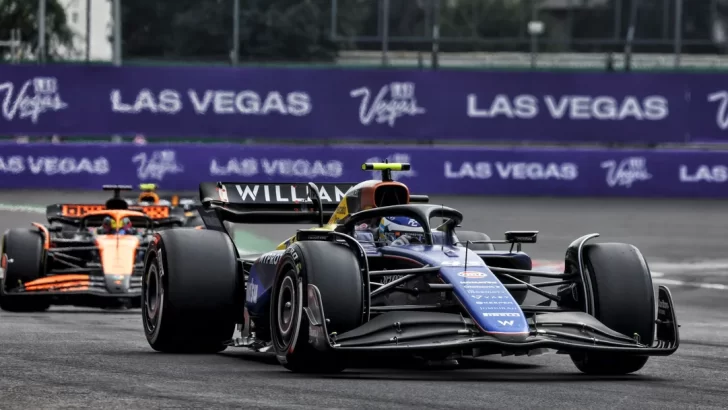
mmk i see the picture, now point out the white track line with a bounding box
[0,204,47,213]
[652,278,728,291]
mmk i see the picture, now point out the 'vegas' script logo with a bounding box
[350,82,426,127]
[132,150,184,181]
[601,157,652,188]
[708,91,728,130]
[0,77,68,123]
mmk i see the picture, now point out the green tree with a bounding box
[120,0,370,63]
[355,0,524,53]
[0,0,74,61]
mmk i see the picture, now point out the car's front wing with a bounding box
[4,274,142,298]
[302,284,679,357]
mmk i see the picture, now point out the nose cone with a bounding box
[105,275,131,294]
[95,235,140,276]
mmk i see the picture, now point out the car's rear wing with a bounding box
[197,170,432,231]
[45,203,186,227]
[198,182,356,229]
[200,182,354,209]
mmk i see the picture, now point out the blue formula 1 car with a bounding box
[140,163,679,375]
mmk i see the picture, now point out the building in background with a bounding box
[56,0,113,61]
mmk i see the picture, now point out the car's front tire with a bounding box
[270,240,364,373]
[142,229,241,353]
[566,243,655,375]
[0,229,50,312]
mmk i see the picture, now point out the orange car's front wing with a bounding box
[6,273,142,297]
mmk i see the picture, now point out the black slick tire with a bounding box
[0,229,50,312]
[270,241,364,373]
[142,229,240,353]
[568,243,655,375]
[184,214,203,228]
[455,230,495,251]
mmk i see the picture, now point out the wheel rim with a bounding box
[277,275,296,340]
[143,261,163,334]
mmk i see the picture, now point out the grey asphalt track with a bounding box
[1,191,727,409]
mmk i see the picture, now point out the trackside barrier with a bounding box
[0,143,727,198]
[2,64,728,143]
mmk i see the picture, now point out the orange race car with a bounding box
[0,185,199,312]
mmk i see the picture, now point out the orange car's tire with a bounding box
[0,229,50,312]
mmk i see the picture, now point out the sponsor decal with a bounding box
[0,77,68,123]
[482,313,522,317]
[350,82,426,127]
[157,249,165,279]
[460,280,498,285]
[0,156,109,175]
[111,89,312,116]
[132,150,184,181]
[259,252,283,265]
[217,185,229,202]
[601,157,652,188]
[467,289,506,294]
[234,184,349,203]
[209,158,343,179]
[679,165,728,183]
[458,271,488,278]
[444,161,578,181]
[466,94,668,121]
[246,282,259,303]
[497,320,515,326]
[381,275,406,285]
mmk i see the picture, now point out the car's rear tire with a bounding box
[270,241,364,373]
[456,230,529,304]
[566,243,655,375]
[184,214,203,228]
[0,229,50,312]
[455,230,495,251]
[142,229,241,353]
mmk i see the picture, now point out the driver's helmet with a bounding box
[138,194,158,204]
[378,216,425,245]
[119,217,133,233]
[100,216,116,234]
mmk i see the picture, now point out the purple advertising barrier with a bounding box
[1,143,728,198]
[0,64,690,143]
